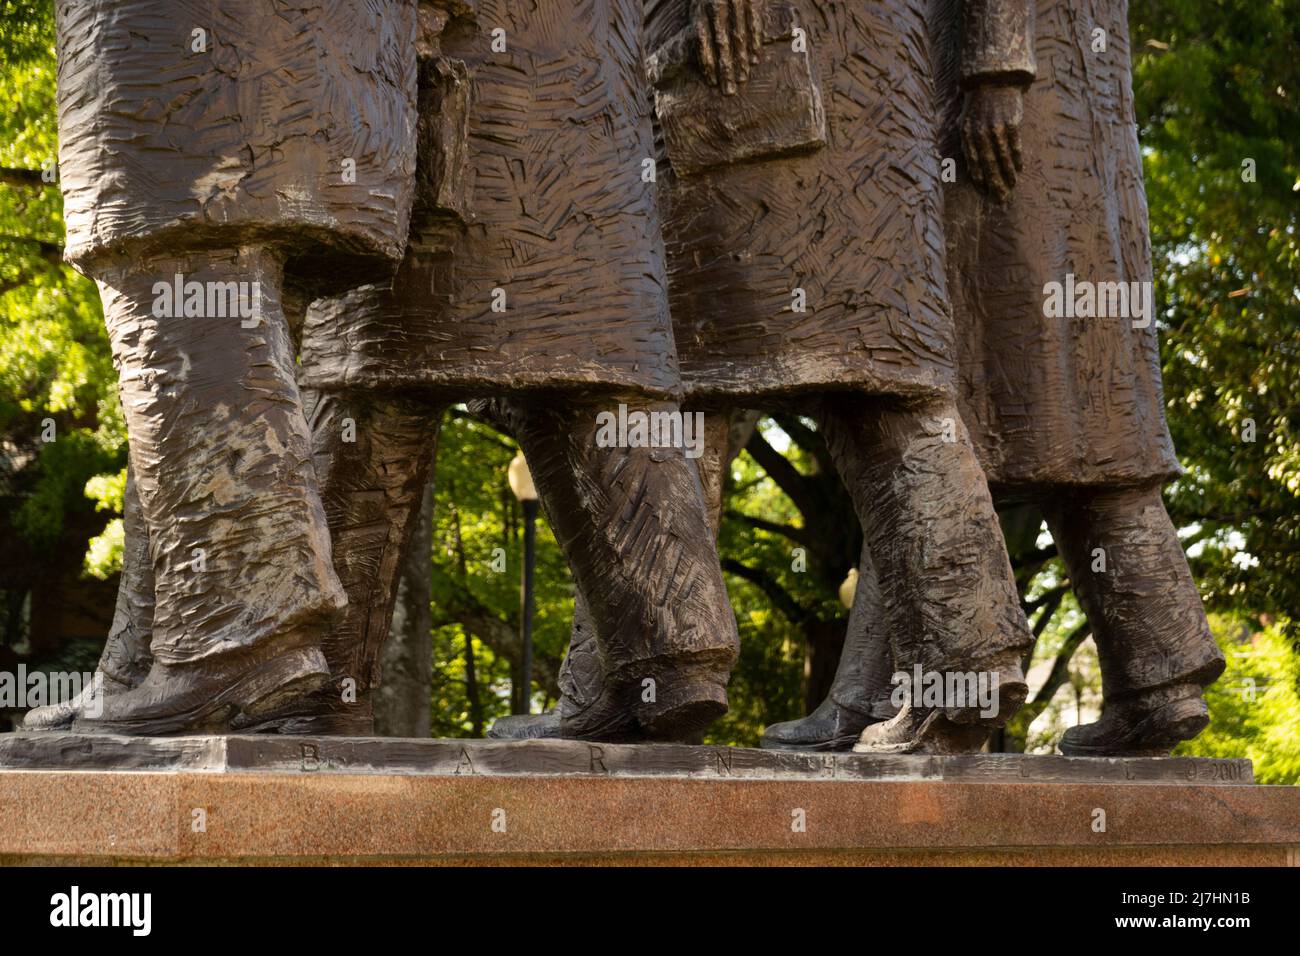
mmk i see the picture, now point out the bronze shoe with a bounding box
[73,645,329,736]
[761,697,878,751]
[488,712,563,740]
[1059,683,1210,756]
[852,705,990,754]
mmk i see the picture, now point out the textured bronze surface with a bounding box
[29,0,1224,756]
[296,1,739,740]
[644,0,1030,400]
[768,0,1223,755]
[940,0,1179,489]
[56,0,417,285]
[34,1,420,733]
[495,0,1039,751]
[0,734,1256,783]
[302,0,681,399]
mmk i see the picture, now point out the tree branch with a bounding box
[1029,621,1093,710]
[720,557,811,624]
[723,508,811,546]
[0,167,48,190]
[770,411,835,476]
[744,428,820,519]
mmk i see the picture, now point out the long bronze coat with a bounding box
[646,0,1034,401]
[303,0,680,400]
[938,0,1181,488]
[56,0,416,280]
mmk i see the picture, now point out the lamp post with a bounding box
[507,452,539,715]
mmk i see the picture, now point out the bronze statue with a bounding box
[762,0,1225,755]
[30,0,741,741]
[249,0,743,740]
[493,0,1040,752]
[26,0,1221,758]
[28,0,420,734]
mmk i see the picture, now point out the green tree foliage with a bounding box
[1176,617,1300,784]
[0,0,123,660]
[426,409,574,737]
[1132,0,1300,628]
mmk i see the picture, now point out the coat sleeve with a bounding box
[960,0,1037,88]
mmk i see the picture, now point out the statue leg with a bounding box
[234,390,443,734]
[494,394,739,741]
[817,395,1032,754]
[1043,484,1225,755]
[489,409,739,741]
[75,248,343,734]
[22,464,156,729]
[760,539,897,750]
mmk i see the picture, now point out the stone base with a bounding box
[0,735,1294,865]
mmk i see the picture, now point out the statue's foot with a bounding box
[73,645,329,736]
[851,705,990,754]
[852,660,1026,754]
[486,665,727,744]
[1059,684,1210,757]
[487,711,563,740]
[761,697,876,751]
[21,674,122,731]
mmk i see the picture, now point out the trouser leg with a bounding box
[760,536,897,750]
[826,543,895,718]
[101,248,344,663]
[819,394,1031,750]
[1040,481,1222,697]
[235,389,444,733]
[1043,483,1223,754]
[95,465,155,687]
[557,408,732,727]
[76,248,341,732]
[498,393,739,740]
[819,395,1031,678]
[1043,483,1223,697]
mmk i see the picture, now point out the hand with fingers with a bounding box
[960,83,1024,202]
[692,0,765,95]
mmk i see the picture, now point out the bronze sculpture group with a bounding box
[26,0,1223,757]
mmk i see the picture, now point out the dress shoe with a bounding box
[73,644,328,736]
[761,697,876,751]
[1059,683,1210,756]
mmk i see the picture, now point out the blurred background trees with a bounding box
[0,0,1295,780]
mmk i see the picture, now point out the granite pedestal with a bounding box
[0,735,1293,865]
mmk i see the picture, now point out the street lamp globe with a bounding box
[838,567,859,609]
[507,451,537,502]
